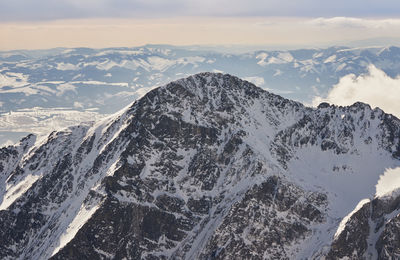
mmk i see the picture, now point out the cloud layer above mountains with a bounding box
[313,65,400,118]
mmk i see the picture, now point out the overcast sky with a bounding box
[1,0,400,50]
[1,0,400,21]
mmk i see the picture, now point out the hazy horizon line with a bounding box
[2,16,400,51]
[1,41,400,54]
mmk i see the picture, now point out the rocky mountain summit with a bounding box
[1,73,400,259]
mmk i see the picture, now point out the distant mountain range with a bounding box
[1,73,400,259]
[1,45,400,145]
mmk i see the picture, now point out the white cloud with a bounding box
[308,17,400,29]
[73,101,84,109]
[376,167,400,197]
[243,76,265,86]
[56,63,79,71]
[1,139,15,147]
[312,65,400,118]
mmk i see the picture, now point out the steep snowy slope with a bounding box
[1,73,400,259]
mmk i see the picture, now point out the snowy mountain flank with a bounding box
[1,73,400,259]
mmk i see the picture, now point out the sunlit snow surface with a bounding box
[51,202,102,257]
[334,198,370,239]
[0,107,106,146]
[0,174,41,210]
[329,166,400,243]
[286,146,400,258]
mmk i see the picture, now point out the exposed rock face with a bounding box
[1,73,400,259]
[199,176,327,260]
[377,214,400,259]
[323,192,400,260]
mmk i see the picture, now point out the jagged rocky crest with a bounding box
[1,72,400,259]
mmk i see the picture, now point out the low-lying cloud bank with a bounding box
[312,65,400,118]
[308,17,400,29]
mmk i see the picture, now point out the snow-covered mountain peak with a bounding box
[1,73,400,259]
[156,72,266,110]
